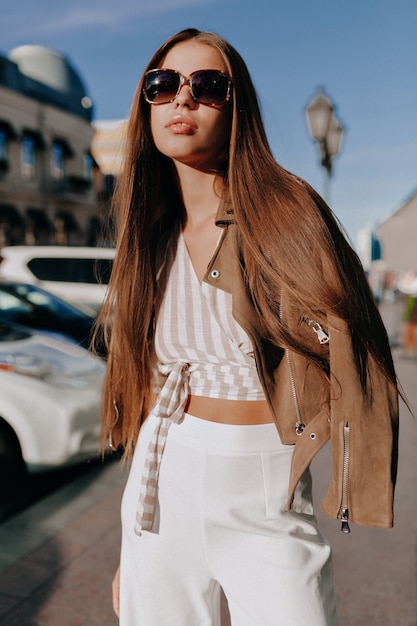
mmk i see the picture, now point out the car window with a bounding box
[0,291,31,319]
[27,258,113,284]
[0,284,92,325]
[23,286,89,320]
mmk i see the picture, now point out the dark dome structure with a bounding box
[8,45,93,121]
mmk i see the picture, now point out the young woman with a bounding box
[98,28,399,625]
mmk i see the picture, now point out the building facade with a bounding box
[376,189,417,274]
[373,188,417,347]
[91,119,126,178]
[0,45,105,246]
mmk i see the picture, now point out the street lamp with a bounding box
[305,87,344,202]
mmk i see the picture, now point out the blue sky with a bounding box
[1,0,416,244]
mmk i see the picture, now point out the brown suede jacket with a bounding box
[201,201,399,530]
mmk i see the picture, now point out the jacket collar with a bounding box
[215,193,235,226]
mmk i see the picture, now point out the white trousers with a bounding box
[119,413,338,625]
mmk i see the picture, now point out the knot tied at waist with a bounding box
[134,361,190,535]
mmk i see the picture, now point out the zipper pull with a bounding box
[315,327,329,344]
[295,421,306,435]
[303,318,329,344]
[312,322,329,344]
[340,508,351,534]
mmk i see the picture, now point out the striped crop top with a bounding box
[135,232,266,533]
[153,232,265,401]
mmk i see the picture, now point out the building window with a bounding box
[51,142,65,179]
[0,129,7,161]
[20,129,45,180]
[21,135,35,179]
[0,121,16,171]
[50,138,73,180]
[83,151,94,181]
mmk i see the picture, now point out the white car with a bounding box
[0,246,115,313]
[0,321,106,492]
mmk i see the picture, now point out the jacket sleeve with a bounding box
[322,313,399,528]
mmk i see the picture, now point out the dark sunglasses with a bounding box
[143,68,232,106]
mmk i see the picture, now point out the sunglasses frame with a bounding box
[143,68,232,107]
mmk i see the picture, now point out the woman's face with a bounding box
[149,40,231,172]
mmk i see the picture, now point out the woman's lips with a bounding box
[167,117,197,134]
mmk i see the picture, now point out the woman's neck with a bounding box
[175,162,222,227]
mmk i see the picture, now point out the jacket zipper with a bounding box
[285,351,305,435]
[302,317,329,344]
[280,301,330,435]
[340,423,351,533]
[303,316,351,533]
[279,291,305,435]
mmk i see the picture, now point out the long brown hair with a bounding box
[97,28,399,457]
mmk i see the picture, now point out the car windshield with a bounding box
[0,284,93,326]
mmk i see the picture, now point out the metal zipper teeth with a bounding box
[340,424,351,533]
[279,291,305,435]
[285,351,305,434]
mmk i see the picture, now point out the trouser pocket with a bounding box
[260,448,294,520]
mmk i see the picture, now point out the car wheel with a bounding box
[0,420,25,496]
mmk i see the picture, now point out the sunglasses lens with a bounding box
[191,70,230,105]
[144,70,180,104]
[143,69,230,105]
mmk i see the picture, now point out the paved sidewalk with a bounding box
[0,349,416,625]
[0,457,124,625]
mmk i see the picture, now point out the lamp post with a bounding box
[305,87,344,203]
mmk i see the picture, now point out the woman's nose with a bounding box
[174,84,198,108]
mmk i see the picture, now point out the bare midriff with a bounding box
[185,395,274,425]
